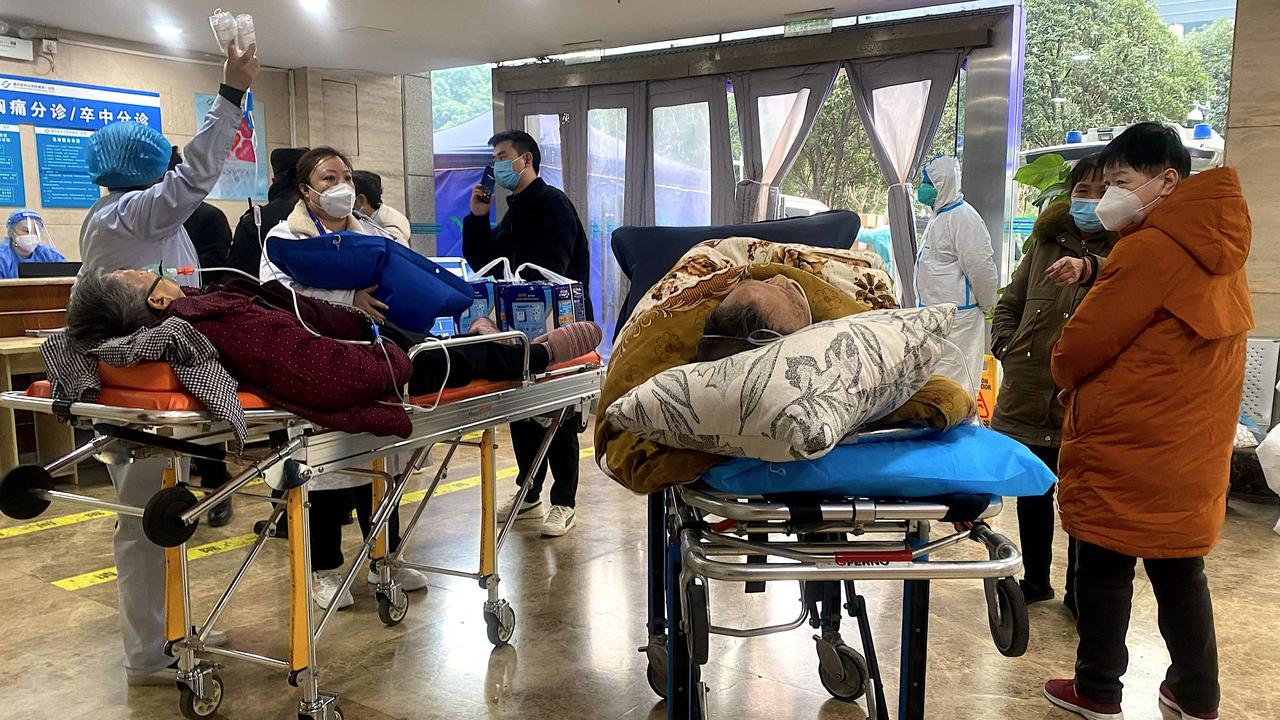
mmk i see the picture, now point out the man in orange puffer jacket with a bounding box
[1044,123,1252,720]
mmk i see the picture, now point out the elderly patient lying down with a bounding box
[64,270,602,434]
[596,237,975,494]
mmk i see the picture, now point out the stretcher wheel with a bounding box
[817,644,869,702]
[376,589,408,626]
[685,581,709,666]
[646,651,668,699]
[485,602,516,646]
[989,577,1030,657]
[143,486,199,547]
[178,674,223,719]
[0,464,54,520]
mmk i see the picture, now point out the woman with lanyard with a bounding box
[260,145,428,610]
[913,154,1000,396]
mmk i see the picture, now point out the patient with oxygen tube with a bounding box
[64,268,603,433]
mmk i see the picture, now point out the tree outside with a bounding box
[784,0,1227,219]
[432,64,492,132]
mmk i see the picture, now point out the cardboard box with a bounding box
[455,281,497,335]
[499,283,556,338]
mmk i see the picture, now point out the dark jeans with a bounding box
[379,323,551,395]
[1074,540,1219,712]
[1015,444,1077,594]
[309,485,402,573]
[511,411,581,508]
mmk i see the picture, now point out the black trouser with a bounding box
[192,457,230,491]
[1074,540,1219,711]
[379,323,550,395]
[510,411,581,508]
[1015,443,1077,594]
[309,485,402,573]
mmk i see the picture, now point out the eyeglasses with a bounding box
[701,329,785,347]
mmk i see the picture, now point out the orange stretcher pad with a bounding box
[26,353,602,414]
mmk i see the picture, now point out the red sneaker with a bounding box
[1044,679,1124,720]
[1159,682,1218,720]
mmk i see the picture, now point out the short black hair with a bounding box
[488,130,541,173]
[352,170,384,210]
[1099,122,1191,179]
[1068,152,1104,192]
[695,301,773,362]
[65,272,159,349]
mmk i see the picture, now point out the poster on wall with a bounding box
[195,92,266,201]
[35,127,100,208]
[0,73,162,131]
[0,124,23,207]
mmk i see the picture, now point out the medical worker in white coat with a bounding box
[914,155,999,395]
[77,41,259,686]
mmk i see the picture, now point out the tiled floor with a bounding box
[0,430,1276,720]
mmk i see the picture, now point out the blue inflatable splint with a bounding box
[702,424,1056,499]
[265,231,473,333]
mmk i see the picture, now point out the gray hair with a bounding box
[65,271,158,349]
[696,301,773,362]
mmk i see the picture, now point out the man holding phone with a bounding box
[463,130,592,538]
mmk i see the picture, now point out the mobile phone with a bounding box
[480,165,496,200]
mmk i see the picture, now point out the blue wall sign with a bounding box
[35,127,100,208]
[0,124,23,207]
[0,73,162,132]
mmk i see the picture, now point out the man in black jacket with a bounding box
[463,130,591,538]
[225,146,309,278]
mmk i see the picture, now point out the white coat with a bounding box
[914,156,999,395]
[260,200,406,492]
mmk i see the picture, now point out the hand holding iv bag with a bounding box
[209,9,256,53]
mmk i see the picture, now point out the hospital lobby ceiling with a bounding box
[3,0,969,74]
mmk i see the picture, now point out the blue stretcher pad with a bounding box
[702,424,1056,499]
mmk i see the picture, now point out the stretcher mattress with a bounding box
[25,353,603,412]
[701,424,1056,499]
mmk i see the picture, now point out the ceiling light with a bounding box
[300,0,331,15]
[1071,52,1092,62]
[153,23,183,41]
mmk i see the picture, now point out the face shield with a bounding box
[5,211,57,257]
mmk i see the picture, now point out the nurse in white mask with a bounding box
[913,155,1000,395]
[1,210,66,278]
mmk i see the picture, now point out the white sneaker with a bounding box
[540,505,576,537]
[498,492,543,521]
[312,570,354,610]
[367,565,429,592]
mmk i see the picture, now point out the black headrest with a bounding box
[610,210,861,338]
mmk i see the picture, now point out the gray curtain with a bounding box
[844,51,963,306]
[733,63,840,222]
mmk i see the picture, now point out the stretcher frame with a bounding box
[0,332,603,720]
[641,438,1029,720]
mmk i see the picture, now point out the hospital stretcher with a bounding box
[0,331,603,720]
[639,428,1031,720]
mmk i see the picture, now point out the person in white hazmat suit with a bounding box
[913,155,999,395]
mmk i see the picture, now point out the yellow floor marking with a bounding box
[50,448,596,591]
[0,508,117,540]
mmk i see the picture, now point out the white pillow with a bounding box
[605,305,955,461]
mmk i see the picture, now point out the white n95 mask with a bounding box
[1094,175,1162,231]
[309,183,357,219]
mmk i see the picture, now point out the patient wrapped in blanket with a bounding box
[596,237,976,494]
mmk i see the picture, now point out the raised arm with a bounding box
[109,44,260,242]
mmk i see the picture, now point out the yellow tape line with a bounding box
[51,447,595,591]
[0,508,117,540]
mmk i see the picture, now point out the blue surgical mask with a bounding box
[1069,198,1104,233]
[917,182,937,208]
[493,155,526,190]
